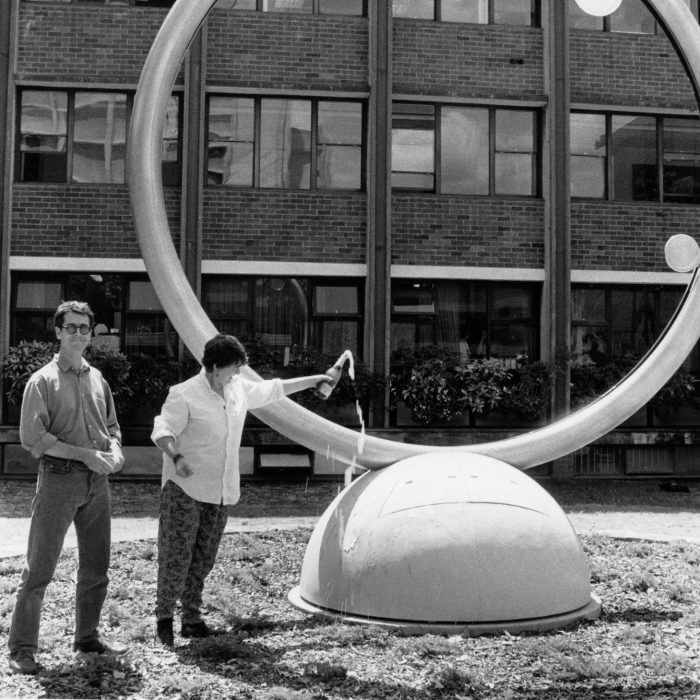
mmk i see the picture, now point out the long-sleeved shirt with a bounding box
[151,369,285,505]
[20,354,122,459]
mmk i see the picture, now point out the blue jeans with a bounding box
[8,456,111,654]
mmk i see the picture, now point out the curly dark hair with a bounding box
[201,334,248,371]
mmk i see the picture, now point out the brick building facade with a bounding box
[2,0,700,480]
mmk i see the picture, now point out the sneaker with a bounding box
[180,620,223,638]
[9,650,37,675]
[156,618,174,647]
[73,637,126,655]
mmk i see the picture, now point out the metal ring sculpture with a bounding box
[128,0,700,470]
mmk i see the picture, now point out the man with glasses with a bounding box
[8,300,125,675]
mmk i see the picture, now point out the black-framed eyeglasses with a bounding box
[61,324,93,335]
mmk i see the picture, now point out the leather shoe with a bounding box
[74,637,126,655]
[180,620,223,638]
[156,618,174,647]
[9,650,37,675]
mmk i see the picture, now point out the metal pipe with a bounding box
[128,0,700,470]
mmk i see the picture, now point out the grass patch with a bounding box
[1,529,695,698]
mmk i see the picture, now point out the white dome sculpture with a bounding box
[289,453,601,634]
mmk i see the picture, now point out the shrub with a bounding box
[1,340,56,406]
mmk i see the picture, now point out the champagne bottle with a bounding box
[314,359,344,400]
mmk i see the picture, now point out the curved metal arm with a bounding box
[128,0,700,470]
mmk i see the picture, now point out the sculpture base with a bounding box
[288,452,603,635]
[289,587,601,636]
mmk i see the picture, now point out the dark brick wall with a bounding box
[391,194,544,268]
[571,201,700,271]
[11,185,181,257]
[202,190,366,262]
[570,31,697,109]
[207,11,368,91]
[16,5,170,84]
[392,20,544,99]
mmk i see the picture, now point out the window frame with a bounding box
[392,0,540,26]
[569,0,700,34]
[16,87,182,186]
[201,275,364,361]
[570,110,700,204]
[390,279,540,361]
[206,95,365,191]
[392,102,541,196]
[9,272,180,362]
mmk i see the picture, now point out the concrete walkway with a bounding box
[2,509,699,559]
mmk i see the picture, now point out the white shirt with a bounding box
[151,369,285,505]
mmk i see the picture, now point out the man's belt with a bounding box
[41,455,89,473]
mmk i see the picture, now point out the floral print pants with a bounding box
[155,480,228,623]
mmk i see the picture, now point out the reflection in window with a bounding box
[568,0,603,30]
[570,113,606,198]
[399,103,539,195]
[569,0,699,33]
[207,97,254,186]
[19,90,68,182]
[441,107,488,194]
[393,0,536,24]
[493,0,533,25]
[571,112,700,203]
[215,0,364,12]
[611,115,657,201]
[260,99,310,189]
[390,280,538,362]
[391,103,435,190]
[495,109,536,195]
[663,117,700,204]
[206,96,363,190]
[317,102,363,190]
[161,95,181,187]
[608,0,656,34]
[201,276,363,363]
[392,0,433,19]
[72,92,126,184]
[263,0,312,10]
[17,88,181,185]
[442,0,487,23]
[571,285,697,369]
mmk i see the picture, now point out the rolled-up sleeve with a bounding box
[243,377,285,410]
[151,386,190,444]
[20,377,58,458]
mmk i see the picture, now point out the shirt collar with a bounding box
[55,353,90,374]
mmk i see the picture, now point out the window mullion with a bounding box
[435,105,441,194]
[253,97,261,188]
[66,91,75,184]
[489,108,495,196]
[605,113,612,201]
[658,116,664,204]
[311,100,318,190]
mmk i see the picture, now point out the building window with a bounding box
[569,0,699,33]
[391,280,539,364]
[215,0,366,15]
[22,1,181,8]
[392,0,538,25]
[206,96,364,190]
[571,284,697,367]
[202,276,363,363]
[10,273,178,362]
[570,112,700,203]
[392,104,435,190]
[17,89,181,186]
[394,102,540,195]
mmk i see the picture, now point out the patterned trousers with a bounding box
[155,480,228,623]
